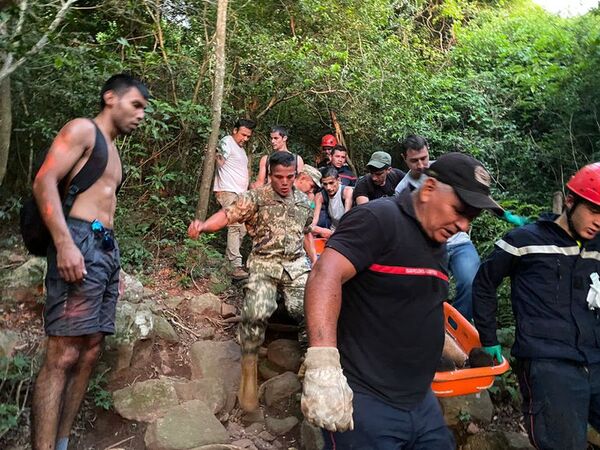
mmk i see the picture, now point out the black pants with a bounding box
[516,358,600,450]
[322,390,454,450]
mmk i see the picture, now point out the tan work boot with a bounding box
[238,354,259,412]
[231,267,249,280]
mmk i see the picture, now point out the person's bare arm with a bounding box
[188,209,229,239]
[355,195,369,205]
[304,232,317,265]
[311,192,323,227]
[250,155,268,189]
[310,192,333,238]
[305,248,357,347]
[343,187,354,212]
[33,118,95,283]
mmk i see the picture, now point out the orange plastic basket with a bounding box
[314,237,327,256]
[431,302,510,397]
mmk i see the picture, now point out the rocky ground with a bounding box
[1,234,599,449]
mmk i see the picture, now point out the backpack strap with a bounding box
[62,120,109,212]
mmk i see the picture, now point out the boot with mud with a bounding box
[238,353,259,411]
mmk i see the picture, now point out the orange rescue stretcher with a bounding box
[432,302,510,397]
[314,237,327,256]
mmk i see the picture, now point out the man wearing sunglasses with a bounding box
[30,74,148,450]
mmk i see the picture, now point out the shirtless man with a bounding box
[252,125,304,188]
[30,74,148,450]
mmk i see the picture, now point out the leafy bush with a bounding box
[0,355,34,439]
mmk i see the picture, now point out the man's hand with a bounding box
[56,241,86,283]
[300,347,354,432]
[187,220,205,239]
[319,228,333,239]
[482,345,504,364]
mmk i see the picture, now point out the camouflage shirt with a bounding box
[225,185,313,278]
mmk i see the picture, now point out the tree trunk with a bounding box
[195,0,229,220]
[0,75,11,186]
[552,191,564,214]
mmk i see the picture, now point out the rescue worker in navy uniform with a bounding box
[301,153,502,448]
[473,163,600,450]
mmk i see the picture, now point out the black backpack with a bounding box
[20,120,109,256]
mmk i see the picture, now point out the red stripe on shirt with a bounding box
[369,264,449,282]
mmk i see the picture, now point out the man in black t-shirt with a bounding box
[352,151,404,204]
[300,153,503,448]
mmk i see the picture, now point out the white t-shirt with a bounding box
[213,135,249,194]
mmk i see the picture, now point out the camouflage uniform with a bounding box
[225,184,313,354]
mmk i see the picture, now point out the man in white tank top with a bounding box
[214,118,256,279]
[312,167,353,238]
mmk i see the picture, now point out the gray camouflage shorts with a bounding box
[44,218,120,336]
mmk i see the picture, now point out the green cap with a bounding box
[367,151,392,170]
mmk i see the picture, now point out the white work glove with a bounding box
[587,272,600,310]
[300,347,354,432]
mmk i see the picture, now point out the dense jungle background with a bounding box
[1,0,600,447]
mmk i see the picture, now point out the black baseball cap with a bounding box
[424,152,503,216]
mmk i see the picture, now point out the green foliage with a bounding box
[5,0,600,278]
[0,355,34,438]
[86,369,113,411]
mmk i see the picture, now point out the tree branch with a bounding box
[0,0,78,83]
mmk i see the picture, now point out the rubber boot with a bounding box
[238,354,259,412]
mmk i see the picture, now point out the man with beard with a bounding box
[352,151,405,205]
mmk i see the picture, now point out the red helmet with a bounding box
[566,163,600,206]
[321,134,337,147]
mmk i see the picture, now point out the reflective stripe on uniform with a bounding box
[581,250,600,261]
[496,239,580,257]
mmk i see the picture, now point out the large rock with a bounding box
[504,432,534,449]
[190,340,241,386]
[190,293,222,316]
[190,340,241,412]
[112,377,179,422]
[260,372,301,407]
[103,301,154,372]
[259,359,282,380]
[107,301,154,346]
[164,295,185,310]
[301,419,324,450]
[0,330,20,357]
[120,270,144,303]
[144,400,229,450]
[463,431,533,450]
[1,257,46,303]
[265,416,299,436]
[173,378,227,414]
[153,314,179,343]
[191,446,244,450]
[267,339,303,373]
[208,269,231,295]
[440,391,494,426]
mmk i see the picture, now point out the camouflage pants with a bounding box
[239,269,308,355]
